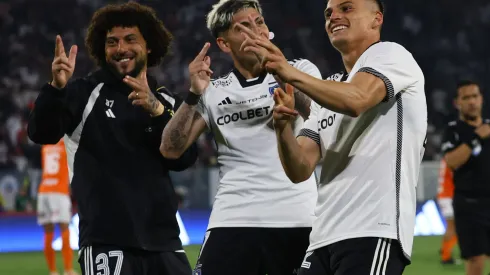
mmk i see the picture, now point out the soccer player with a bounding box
[239,0,427,273]
[37,138,77,275]
[160,0,320,274]
[436,159,458,264]
[28,2,197,275]
[441,80,490,275]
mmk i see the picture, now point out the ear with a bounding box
[453,98,460,111]
[373,11,383,30]
[216,37,231,54]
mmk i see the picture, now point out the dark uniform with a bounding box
[441,118,490,259]
[28,68,197,275]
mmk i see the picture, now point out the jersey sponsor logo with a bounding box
[318,114,337,131]
[236,94,268,105]
[212,78,233,88]
[218,97,232,106]
[216,106,272,125]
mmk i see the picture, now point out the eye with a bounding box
[325,10,332,19]
[106,39,117,46]
[341,5,353,12]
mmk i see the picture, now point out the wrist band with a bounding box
[185,92,201,105]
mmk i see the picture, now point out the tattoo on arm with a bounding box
[148,93,160,112]
[294,89,312,119]
[162,104,200,152]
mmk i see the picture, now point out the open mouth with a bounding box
[331,25,348,33]
[114,56,135,64]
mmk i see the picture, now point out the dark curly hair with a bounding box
[85,1,173,67]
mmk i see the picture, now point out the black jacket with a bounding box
[28,68,197,251]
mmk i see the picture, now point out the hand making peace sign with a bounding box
[51,35,78,89]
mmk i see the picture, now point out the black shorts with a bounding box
[194,227,311,275]
[453,199,490,259]
[298,238,408,275]
[78,245,191,275]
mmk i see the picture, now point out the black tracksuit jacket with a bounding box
[28,68,197,251]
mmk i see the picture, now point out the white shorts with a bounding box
[438,198,454,219]
[37,193,72,225]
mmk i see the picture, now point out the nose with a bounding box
[330,10,342,21]
[117,41,128,53]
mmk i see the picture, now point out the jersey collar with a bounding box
[232,67,268,88]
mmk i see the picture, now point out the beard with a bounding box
[106,55,147,79]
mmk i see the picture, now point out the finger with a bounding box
[200,64,213,75]
[123,76,143,90]
[274,90,284,105]
[235,23,257,39]
[128,91,136,100]
[275,88,289,102]
[55,35,67,58]
[247,15,259,32]
[274,105,298,116]
[204,56,211,66]
[53,56,73,67]
[195,42,211,61]
[68,45,78,65]
[285,83,295,96]
[53,63,71,72]
[139,68,147,80]
[240,37,257,52]
[243,45,264,57]
[255,39,278,53]
[131,99,146,106]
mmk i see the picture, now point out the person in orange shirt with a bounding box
[437,159,458,264]
[37,138,77,275]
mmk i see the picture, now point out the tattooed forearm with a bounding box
[161,104,198,153]
[294,89,312,119]
[148,93,160,113]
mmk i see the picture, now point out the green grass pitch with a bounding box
[1,236,487,275]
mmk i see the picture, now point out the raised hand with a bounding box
[125,70,164,117]
[189,43,213,95]
[273,84,298,130]
[51,35,77,89]
[236,16,291,79]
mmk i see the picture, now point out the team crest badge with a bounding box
[268,84,280,96]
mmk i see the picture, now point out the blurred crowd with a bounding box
[0,0,489,211]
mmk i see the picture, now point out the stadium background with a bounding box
[0,0,489,274]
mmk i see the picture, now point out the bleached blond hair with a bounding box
[206,0,263,38]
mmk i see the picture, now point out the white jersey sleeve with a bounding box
[357,43,422,101]
[291,59,322,80]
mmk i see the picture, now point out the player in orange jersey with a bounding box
[437,159,458,264]
[37,138,77,275]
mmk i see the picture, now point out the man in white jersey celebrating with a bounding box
[160,0,321,274]
[238,0,427,274]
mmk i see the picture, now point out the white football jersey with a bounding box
[299,42,427,260]
[197,59,321,229]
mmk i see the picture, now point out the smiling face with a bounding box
[104,26,150,78]
[324,0,382,51]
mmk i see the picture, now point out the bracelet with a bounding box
[185,92,201,105]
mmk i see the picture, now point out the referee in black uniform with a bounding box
[27,2,196,275]
[441,80,490,275]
